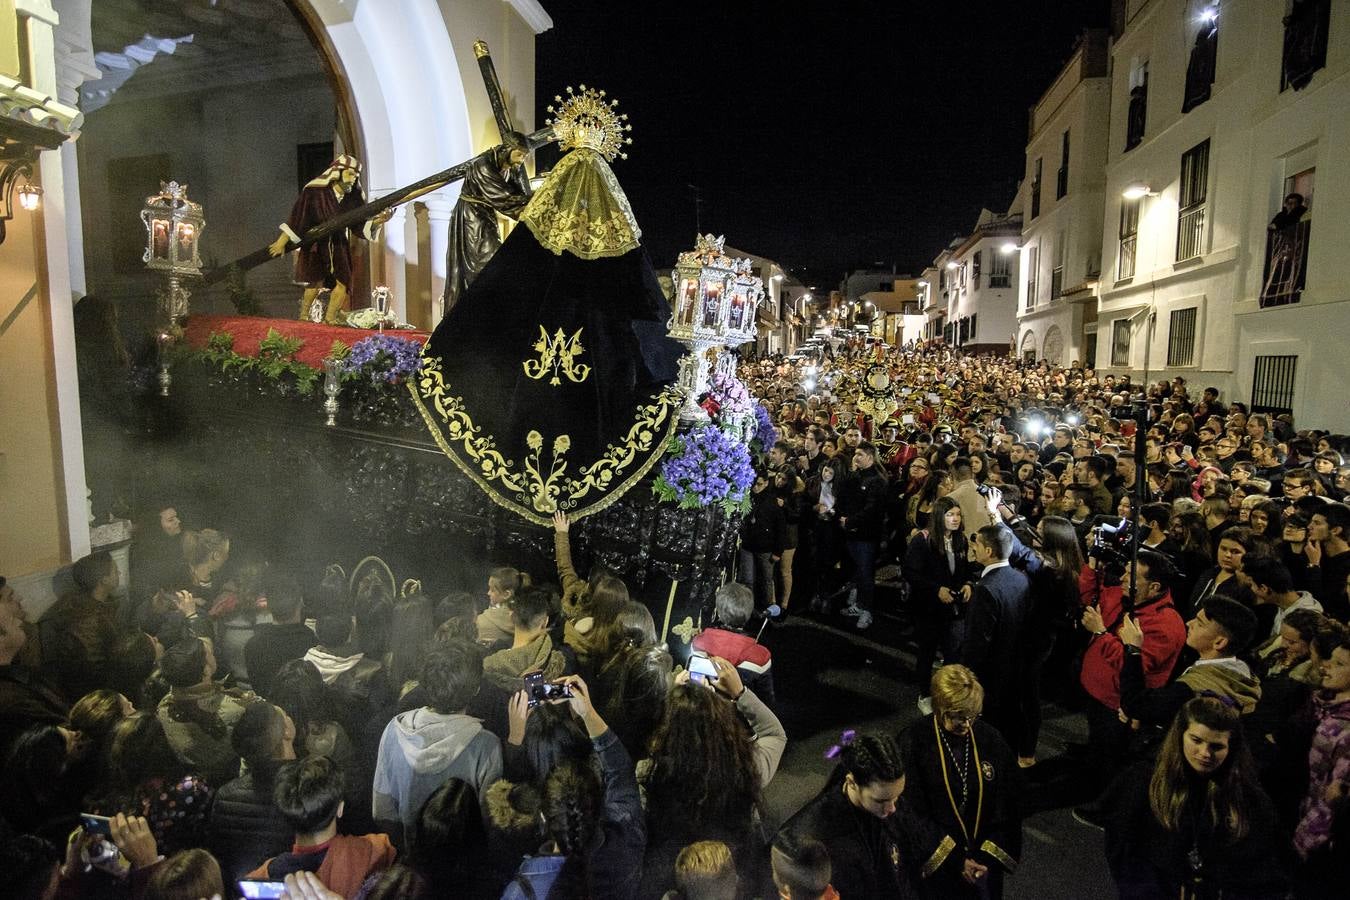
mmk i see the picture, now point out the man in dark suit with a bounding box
[960,523,1031,748]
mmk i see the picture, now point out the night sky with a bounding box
[536,1,1112,286]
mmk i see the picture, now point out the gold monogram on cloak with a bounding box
[523,326,592,386]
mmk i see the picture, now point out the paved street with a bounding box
[757,607,1115,899]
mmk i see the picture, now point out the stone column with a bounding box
[423,192,454,325]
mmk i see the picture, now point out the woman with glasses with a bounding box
[898,665,1022,898]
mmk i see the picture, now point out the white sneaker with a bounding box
[917,696,933,716]
[855,610,873,630]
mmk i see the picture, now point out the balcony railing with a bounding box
[989,274,1010,289]
[1176,204,1206,261]
[1260,220,1311,308]
[1118,235,1137,279]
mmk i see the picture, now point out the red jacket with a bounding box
[1077,567,1186,711]
[691,628,771,674]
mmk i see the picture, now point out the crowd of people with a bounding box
[733,343,1350,896]
[2,343,1348,899]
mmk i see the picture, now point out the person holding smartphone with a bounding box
[639,656,786,898]
[502,674,644,900]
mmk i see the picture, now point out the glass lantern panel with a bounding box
[175,222,197,260]
[679,278,699,325]
[699,281,722,329]
[151,219,171,260]
[728,291,747,331]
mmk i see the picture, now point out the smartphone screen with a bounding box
[688,652,719,684]
[523,670,545,707]
[80,813,112,836]
[238,882,288,900]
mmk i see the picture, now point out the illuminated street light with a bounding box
[1122,182,1155,200]
[1000,241,1018,255]
[1200,6,1218,23]
[945,261,959,270]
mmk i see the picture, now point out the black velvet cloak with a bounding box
[410,147,683,524]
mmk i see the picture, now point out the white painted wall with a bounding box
[1095,0,1350,429]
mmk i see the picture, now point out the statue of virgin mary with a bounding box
[409,86,683,524]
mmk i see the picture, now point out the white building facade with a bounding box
[1016,29,1111,367]
[1097,0,1350,428]
[938,209,1023,354]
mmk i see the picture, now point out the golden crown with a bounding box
[545,84,633,162]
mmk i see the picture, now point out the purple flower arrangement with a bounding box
[752,403,778,450]
[653,423,756,514]
[340,334,425,385]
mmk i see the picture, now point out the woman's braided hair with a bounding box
[840,732,905,788]
[538,761,600,898]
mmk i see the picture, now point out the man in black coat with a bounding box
[960,524,1031,748]
[738,471,787,611]
[836,442,888,630]
[243,574,316,699]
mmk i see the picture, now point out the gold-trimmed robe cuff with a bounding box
[979,839,1018,872]
[922,835,957,878]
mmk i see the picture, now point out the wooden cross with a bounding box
[203,41,549,285]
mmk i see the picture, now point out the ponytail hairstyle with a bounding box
[67,689,130,761]
[182,528,230,573]
[840,732,905,790]
[538,761,601,899]
[490,566,530,601]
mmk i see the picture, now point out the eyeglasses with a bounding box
[940,711,980,726]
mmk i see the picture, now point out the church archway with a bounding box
[1019,329,1037,362]
[1043,325,1064,366]
[65,0,476,327]
[289,0,477,322]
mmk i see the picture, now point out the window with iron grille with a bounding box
[1111,319,1131,367]
[1167,307,1198,366]
[1176,139,1210,261]
[1031,158,1042,219]
[1118,198,1140,279]
[1261,167,1314,308]
[1252,355,1297,415]
[989,249,1011,288]
[1056,130,1070,199]
[1025,246,1038,309]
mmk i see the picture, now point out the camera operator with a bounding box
[1116,596,1260,732]
[1076,548,1187,775]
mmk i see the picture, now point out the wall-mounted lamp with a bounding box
[945,261,959,270]
[1122,182,1156,200]
[1200,6,1218,24]
[1000,241,1019,255]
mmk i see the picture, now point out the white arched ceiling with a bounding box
[305,0,473,198]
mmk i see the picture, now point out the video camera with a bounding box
[1087,516,1137,572]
